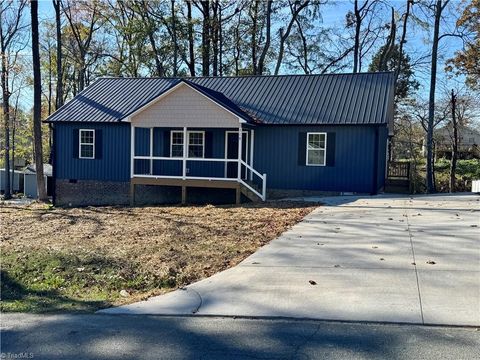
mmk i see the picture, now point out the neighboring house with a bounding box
[45,72,394,206]
[433,124,480,159]
[24,164,53,198]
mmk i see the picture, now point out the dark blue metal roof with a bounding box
[46,72,395,126]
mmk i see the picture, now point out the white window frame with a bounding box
[306,132,327,166]
[79,129,95,159]
[170,130,205,158]
[170,130,184,158]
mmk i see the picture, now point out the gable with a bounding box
[130,83,240,128]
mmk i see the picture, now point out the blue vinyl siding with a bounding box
[253,125,387,193]
[55,123,131,181]
[55,122,387,194]
[135,127,150,156]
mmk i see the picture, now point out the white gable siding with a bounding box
[131,84,240,128]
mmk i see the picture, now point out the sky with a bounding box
[14,0,471,109]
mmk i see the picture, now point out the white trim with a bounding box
[130,125,135,177]
[132,174,239,182]
[306,132,327,166]
[170,130,184,158]
[79,129,95,159]
[170,130,205,158]
[187,130,205,158]
[249,130,254,181]
[237,130,242,180]
[182,127,187,179]
[224,130,248,179]
[124,81,247,124]
[133,156,237,162]
[149,128,153,175]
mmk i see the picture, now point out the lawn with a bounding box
[0,201,316,313]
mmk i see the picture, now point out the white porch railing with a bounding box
[132,156,267,201]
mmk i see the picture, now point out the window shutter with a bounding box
[72,129,79,158]
[205,131,213,158]
[95,129,102,159]
[163,130,171,157]
[326,132,336,166]
[298,132,307,166]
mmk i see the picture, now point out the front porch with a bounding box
[130,126,267,205]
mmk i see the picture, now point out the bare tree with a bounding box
[61,0,101,92]
[186,0,195,76]
[31,0,47,201]
[53,0,63,109]
[449,89,458,192]
[274,0,311,75]
[0,0,27,199]
[425,0,450,193]
[257,0,272,75]
[171,0,178,76]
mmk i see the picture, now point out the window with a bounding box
[170,131,205,158]
[306,132,326,166]
[188,132,204,158]
[171,131,184,157]
[79,129,95,159]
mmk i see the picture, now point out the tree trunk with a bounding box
[257,0,272,75]
[1,41,11,199]
[31,0,47,201]
[250,1,259,75]
[394,0,412,86]
[353,0,361,73]
[218,5,223,76]
[212,1,218,76]
[274,0,310,75]
[187,1,195,76]
[171,0,177,76]
[48,46,52,115]
[200,1,210,76]
[426,0,442,193]
[449,89,458,193]
[53,0,63,109]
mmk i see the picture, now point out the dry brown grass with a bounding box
[0,201,316,311]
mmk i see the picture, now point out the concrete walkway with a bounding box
[100,194,480,326]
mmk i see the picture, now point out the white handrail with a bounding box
[132,157,267,201]
[240,160,263,180]
[239,160,266,201]
[133,156,238,162]
[239,179,264,201]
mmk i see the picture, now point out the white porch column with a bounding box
[249,129,254,181]
[130,125,135,178]
[237,128,243,180]
[182,126,187,179]
[149,127,153,175]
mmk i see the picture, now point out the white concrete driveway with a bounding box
[100,194,480,326]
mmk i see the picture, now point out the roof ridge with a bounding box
[97,71,394,81]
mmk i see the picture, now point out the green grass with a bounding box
[0,250,171,313]
[410,158,480,193]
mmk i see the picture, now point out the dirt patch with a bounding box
[0,201,316,312]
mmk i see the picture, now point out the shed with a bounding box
[0,169,23,193]
[24,164,53,198]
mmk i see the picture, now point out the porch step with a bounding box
[240,181,263,203]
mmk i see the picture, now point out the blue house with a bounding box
[46,72,394,206]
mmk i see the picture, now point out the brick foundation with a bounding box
[55,179,130,206]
